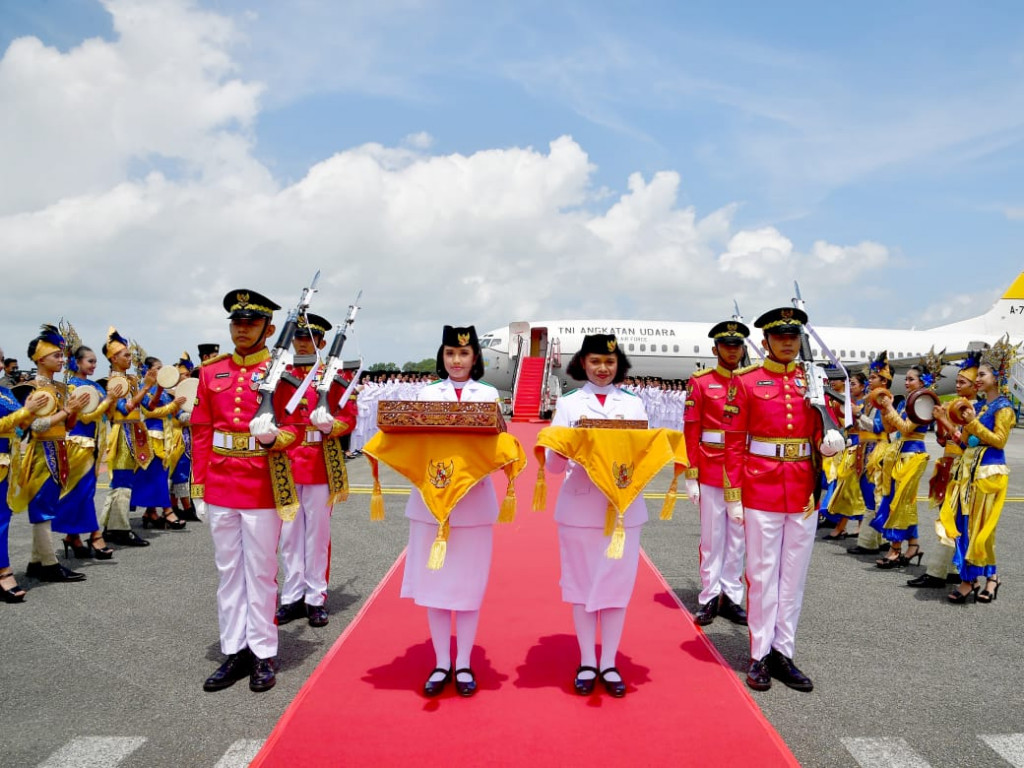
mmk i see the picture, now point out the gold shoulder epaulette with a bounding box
[689,368,714,379]
[734,361,763,376]
[200,353,231,367]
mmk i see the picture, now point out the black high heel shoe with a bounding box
[875,551,903,570]
[977,577,1001,603]
[947,583,979,604]
[899,545,924,567]
[162,512,186,530]
[141,512,165,530]
[88,535,114,560]
[62,537,92,559]
[1,571,27,603]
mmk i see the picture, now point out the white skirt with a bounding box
[557,523,643,612]
[400,520,494,611]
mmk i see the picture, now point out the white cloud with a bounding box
[0,0,902,368]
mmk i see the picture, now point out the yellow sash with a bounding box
[533,426,688,558]
[362,430,527,569]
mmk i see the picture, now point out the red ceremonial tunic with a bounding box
[276,364,358,485]
[191,348,294,509]
[683,365,740,488]
[724,359,824,513]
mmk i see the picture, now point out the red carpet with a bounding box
[253,423,798,767]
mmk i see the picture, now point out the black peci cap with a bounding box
[441,325,479,348]
[197,343,220,358]
[708,320,749,345]
[223,289,281,320]
[578,334,619,355]
[754,307,808,335]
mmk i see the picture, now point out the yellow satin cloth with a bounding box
[533,426,688,558]
[939,448,1008,567]
[362,430,527,569]
[881,450,929,531]
[827,445,867,518]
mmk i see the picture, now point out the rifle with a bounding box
[315,290,362,412]
[732,299,763,364]
[254,271,320,423]
[791,282,842,434]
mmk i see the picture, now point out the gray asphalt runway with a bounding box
[2,431,1022,768]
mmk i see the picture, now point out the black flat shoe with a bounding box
[717,594,748,626]
[454,668,477,697]
[599,667,626,698]
[693,599,717,626]
[573,665,599,695]
[249,656,277,692]
[767,649,813,692]
[423,667,452,698]
[275,600,306,625]
[104,529,150,547]
[746,657,771,691]
[307,604,329,627]
[847,545,880,555]
[34,563,86,582]
[906,574,946,588]
[203,648,253,692]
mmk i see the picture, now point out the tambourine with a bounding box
[72,386,102,414]
[156,365,180,389]
[19,387,58,417]
[867,388,893,409]
[107,376,130,399]
[173,377,199,414]
[947,397,975,426]
[906,389,940,425]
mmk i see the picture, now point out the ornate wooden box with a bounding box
[377,400,507,434]
[575,417,649,430]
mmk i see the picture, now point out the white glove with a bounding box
[192,499,207,520]
[819,429,845,457]
[685,478,701,505]
[726,500,744,523]
[248,413,280,445]
[310,406,335,434]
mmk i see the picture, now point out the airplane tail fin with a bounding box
[929,271,1024,337]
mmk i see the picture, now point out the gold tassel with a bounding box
[368,456,386,521]
[606,514,625,559]
[498,467,517,523]
[660,465,683,521]
[603,501,616,536]
[427,519,450,570]
[532,454,547,511]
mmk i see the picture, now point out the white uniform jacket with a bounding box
[403,378,501,528]
[549,382,649,528]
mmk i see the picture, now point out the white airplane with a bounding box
[480,271,1024,412]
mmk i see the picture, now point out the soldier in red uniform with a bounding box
[724,307,844,693]
[274,313,358,628]
[192,289,294,694]
[684,320,749,627]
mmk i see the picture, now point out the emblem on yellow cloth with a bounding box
[607,339,617,352]
[428,458,455,489]
[457,332,470,346]
[613,461,634,489]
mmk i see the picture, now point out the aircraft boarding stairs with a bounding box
[510,338,561,422]
[1010,360,1024,424]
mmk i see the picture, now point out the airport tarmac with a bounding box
[1,429,1022,768]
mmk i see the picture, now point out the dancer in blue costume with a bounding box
[52,341,118,560]
[870,365,934,569]
[846,352,893,556]
[131,356,187,530]
[0,353,49,602]
[169,352,200,521]
[942,337,1018,604]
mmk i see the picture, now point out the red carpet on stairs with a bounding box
[252,423,798,768]
[510,357,546,421]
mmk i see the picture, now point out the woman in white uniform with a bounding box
[401,325,500,698]
[547,334,647,697]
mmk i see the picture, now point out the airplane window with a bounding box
[628,344,635,351]
[640,344,646,352]
[830,349,836,357]
[861,351,866,358]
[840,350,846,357]
[673,345,679,352]
[662,344,667,352]
[693,345,699,353]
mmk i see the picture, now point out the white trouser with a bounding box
[744,507,816,660]
[698,483,745,606]
[279,484,332,607]
[208,504,283,659]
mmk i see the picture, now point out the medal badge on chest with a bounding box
[250,367,267,391]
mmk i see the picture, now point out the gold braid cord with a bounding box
[323,437,350,505]
[268,451,300,521]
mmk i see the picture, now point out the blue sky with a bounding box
[1,0,1022,363]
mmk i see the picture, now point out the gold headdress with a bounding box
[129,340,147,376]
[921,346,945,390]
[59,318,84,374]
[980,334,1022,393]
